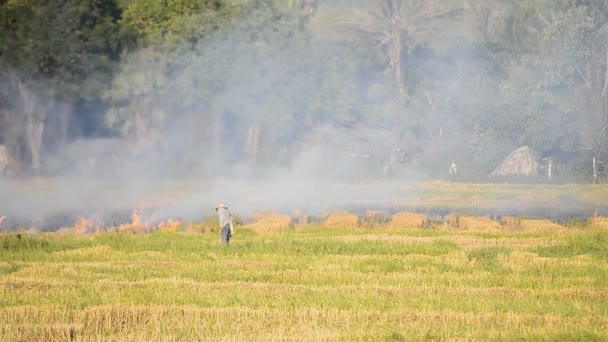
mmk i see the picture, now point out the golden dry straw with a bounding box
[360,210,391,227]
[323,211,360,228]
[445,215,501,230]
[519,219,562,231]
[389,212,429,228]
[500,216,522,230]
[293,210,309,226]
[245,212,292,233]
[590,216,608,229]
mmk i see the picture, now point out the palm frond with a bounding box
[374,0,394,19]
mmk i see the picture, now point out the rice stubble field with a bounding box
[1,215,607,341]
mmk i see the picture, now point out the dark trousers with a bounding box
[221,223,231,245]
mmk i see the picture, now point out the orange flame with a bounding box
[116,208,151,233]
[73,217,95,234]
[131,209,142,226]
[158,219,182,232]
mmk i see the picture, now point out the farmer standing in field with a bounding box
[215,203,233,245]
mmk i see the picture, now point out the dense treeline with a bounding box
[0,0,607,181]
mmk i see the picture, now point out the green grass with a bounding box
[1,226,607,340]
[534,230,608,259]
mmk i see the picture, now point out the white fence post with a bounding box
[593,157,597,183]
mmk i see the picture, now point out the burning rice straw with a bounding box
[389,212,429,228]
[130,209,143,227]
[158,219,182,232]
[323,211,360,228]
[114,209,152,233]
[245,212,292,234]
[73,217,97,234]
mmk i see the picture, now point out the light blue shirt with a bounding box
[217,207,231,227]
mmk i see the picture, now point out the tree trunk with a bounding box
[41,101,71,153]
[244,126,259,159]
[16,79,45,173]
[603,49,608,124]
[55,101,70,147]
[390,25,405,104]
[25,118,44,171]
[213,117,223,151]
[3,107,22,173]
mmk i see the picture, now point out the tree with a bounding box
[0,0,124,172]
[105,0,239,150]
[106,0,367,175]
[313,0,462,104]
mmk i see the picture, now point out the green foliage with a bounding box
[104,0,239,139]
[0,0,124,98]
[106,0,368,171]
[0,234,49,251]
[0,261,20,275]
[535,230,608,259]
[0,0,128,171]
[467,247,511,271]
[521,331,605,342]
[3,0,608,178]
[120,0,238,51]
[0,233,94,259]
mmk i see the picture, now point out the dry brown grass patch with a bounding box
[500,217,562,231]
[2,323,78,342]
[445,215,500,230]
[389,212,429,228]
[293,210,309,226]
[323,211,360,228]
[500,216,522,230]
[590,216,608,229]
[359,210,391,228]
[453,236,560,248]
[245,212,292,233]
[520,219,562,230]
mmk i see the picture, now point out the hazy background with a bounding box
[1,0,608,229]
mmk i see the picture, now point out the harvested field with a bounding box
[1,219,607,340]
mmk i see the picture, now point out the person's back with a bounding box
[215,203,232,245]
